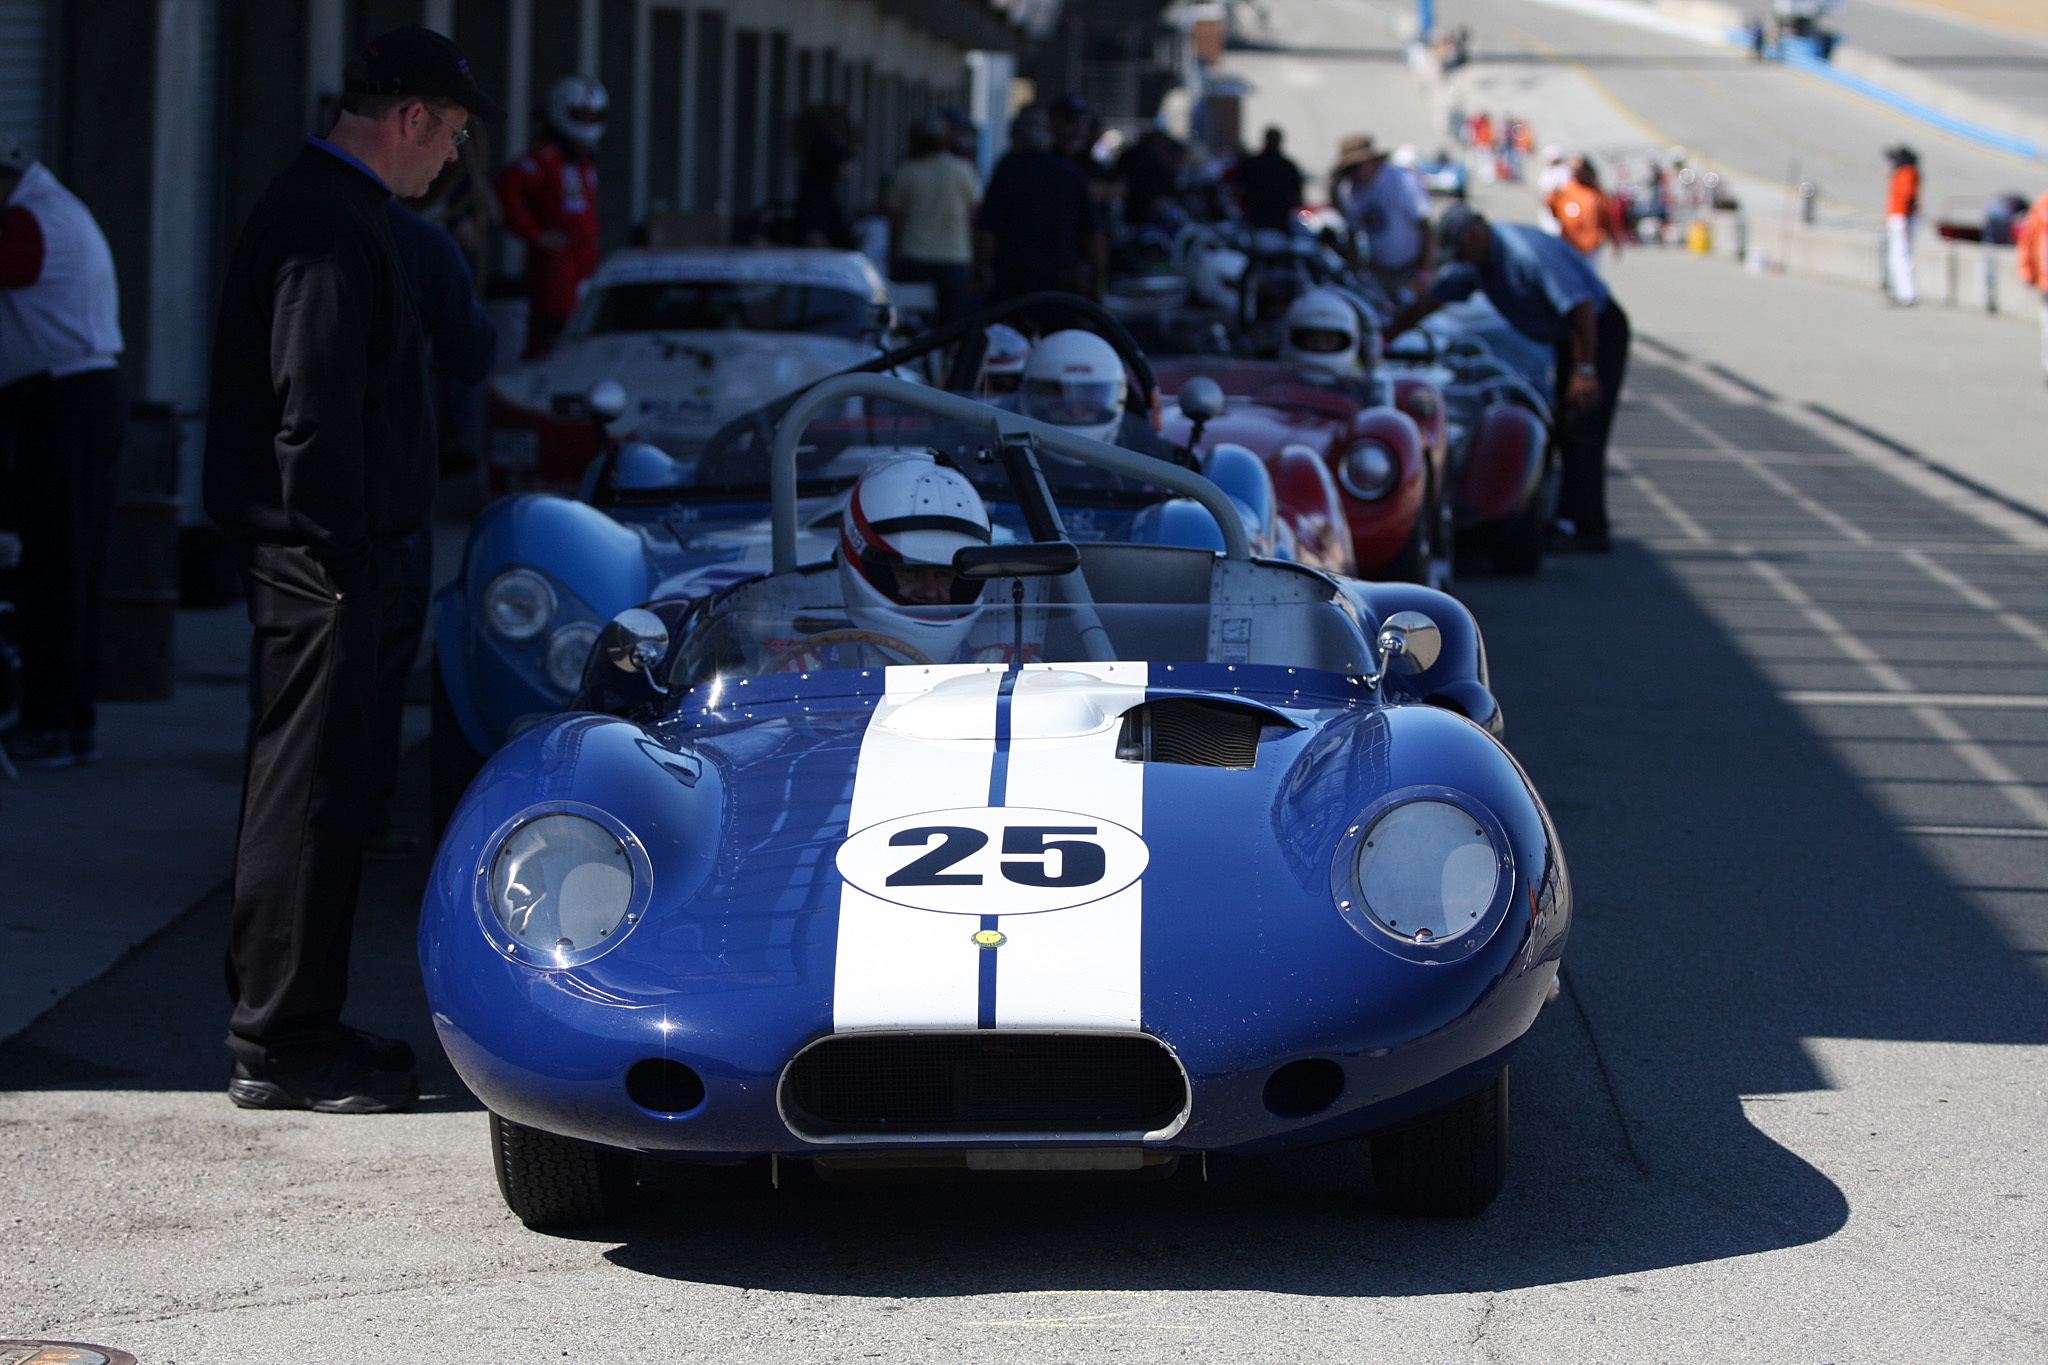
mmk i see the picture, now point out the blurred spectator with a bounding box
[1391,204,1631,554]
[976,107,1104,302]
[1237,127,1305,233]
[1334,137,1435,294]
[793,104,860,250]
[885,115,981,328]
[497,76,607,356]
[1117,129,1184,229]
[2016,191,2048,385]
[1550,155,1620,263]
[370,199,497,857]
[1049,94,1116,208]
[1885,145,1919,306]
[0,134,125,770]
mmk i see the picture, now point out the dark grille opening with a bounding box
[1263,1058,1345,1118]
[627,1058,706,1113]
[1116,699,1265,768]
[782,1033,1187,1137]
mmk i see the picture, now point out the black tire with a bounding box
[490,1112,635,1229]
[1369,1067,1508,1217]
[431,665,486,834]
[1386,475,1445,586]
[1491,495,1546,576]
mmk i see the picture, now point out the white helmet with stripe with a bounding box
[1020,330,1127,445]
[838,456,992,661]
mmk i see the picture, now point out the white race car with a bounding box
[487,247,898,492]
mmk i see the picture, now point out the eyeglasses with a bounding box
[424,106,470,149]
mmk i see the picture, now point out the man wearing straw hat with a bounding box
[1332,135,1435,298]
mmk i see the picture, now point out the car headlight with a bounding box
[544,622,599,694]
[1354,799,1500,944]
[1339,440,1399,500]
[488,813,636,957]
[483,568,557,641]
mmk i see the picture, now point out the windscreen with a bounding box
[579,281,872,339]
[671,600,1371,683]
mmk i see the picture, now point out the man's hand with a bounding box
[535,228,570,252]
[1566,366,1601,409]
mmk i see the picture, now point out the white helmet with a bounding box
[1020,330,1127,445]
[838,456,992,662]
[548,75,609,146]
[1281,288,1366,382]
[983,323,1031,396]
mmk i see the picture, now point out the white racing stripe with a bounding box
[832,661,1150,1032]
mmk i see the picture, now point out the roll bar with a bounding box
[769,373,1252,574]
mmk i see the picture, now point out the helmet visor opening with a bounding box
[1021,377,1122,428]
[1292,328,1354,355]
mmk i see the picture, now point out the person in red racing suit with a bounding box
[496,75,606,355]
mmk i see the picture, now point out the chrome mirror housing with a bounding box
[1370,610,1441,689]
[1177,375,1225,423]
[586,379,629,424]
[601,607,669,676]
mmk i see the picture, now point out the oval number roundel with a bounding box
[835,806,1150,916]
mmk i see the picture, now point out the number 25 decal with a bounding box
[887,825,1105,889]
[840,807,1148,915]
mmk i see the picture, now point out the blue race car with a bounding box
[420,375,1570,1228]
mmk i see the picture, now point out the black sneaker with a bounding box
[228,1054,419,1113]
[342,1026,416,1072]
[1,724,74,769]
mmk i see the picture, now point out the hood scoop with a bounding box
[876,669,1148,742]
[1117,698,1274,769]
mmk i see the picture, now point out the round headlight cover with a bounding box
[1339,440,1399,500]
[488,812,636,959]
[484,568,556,641]
[1331,788,1514,962]
[543,622,599,694]
[1356,799,1499,942]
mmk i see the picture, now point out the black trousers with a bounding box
[227,542,394,1067]
[892,258,975,328]
[0,367,126,732]
[366,527,433,831]
[1552,300,1632,540]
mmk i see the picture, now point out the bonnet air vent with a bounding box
[1116,699,1265,768]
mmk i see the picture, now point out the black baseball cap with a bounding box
[344,25,505,122]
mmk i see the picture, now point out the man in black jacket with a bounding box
[204,25,501,1113]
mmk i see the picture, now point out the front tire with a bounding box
[1370,1067,1508,1217]
[490,1112,635,1229]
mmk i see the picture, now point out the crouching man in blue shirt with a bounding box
[1389,203,1631,552]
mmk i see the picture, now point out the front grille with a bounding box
[782,1033,1188,1138]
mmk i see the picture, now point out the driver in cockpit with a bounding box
[1279,287,1381,404]
[761,455,1024,671]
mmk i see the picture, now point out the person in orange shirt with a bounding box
[1549,156,1618,264]
[2016,190,2048,383]
[1885,145,1920,305]
[496,76,607,355]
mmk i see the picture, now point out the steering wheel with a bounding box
[762,629,935,673]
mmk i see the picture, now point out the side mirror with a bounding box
[952,542,1080,579]
[1177,376,1225,423]
[1373,609,1441,684]
[601,607,669,675]
[586,379,629,424]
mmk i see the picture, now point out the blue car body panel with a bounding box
[421,580,1569,1158]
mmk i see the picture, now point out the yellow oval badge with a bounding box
[972,928,1007,948]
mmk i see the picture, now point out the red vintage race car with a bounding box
[1156,358,1453,587]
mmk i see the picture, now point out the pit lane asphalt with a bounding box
[6,310,2046,1358]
